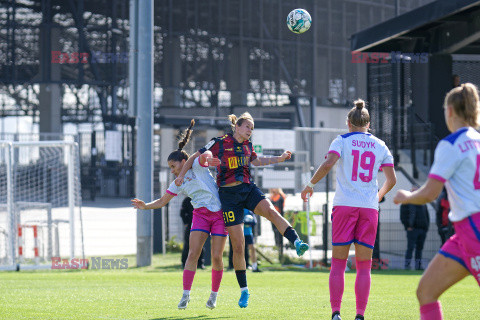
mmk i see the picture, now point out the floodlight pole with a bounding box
[131,0,154,267]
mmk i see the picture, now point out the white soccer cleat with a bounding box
[206,293,217,309]
[177,293,190,309]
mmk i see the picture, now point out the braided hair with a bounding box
[167,119,195,162]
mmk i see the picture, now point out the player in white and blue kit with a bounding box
[131,120,226,310]
[394,83,480,320]
[301,99,397,320]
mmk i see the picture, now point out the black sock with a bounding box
[235,270,247,288]
[283,226,299,244]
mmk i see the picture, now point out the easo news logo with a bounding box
[51,51,129,64]
[351,51,429,64]
[51,257,129,270]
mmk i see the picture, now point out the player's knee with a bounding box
[211,254,223,266]
[265,207,278,220]
[416,285,423,302]
[231,242,244,255]
[187,247,202,260]
[416,283,435,304]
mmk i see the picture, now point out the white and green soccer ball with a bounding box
[286,8,312,34]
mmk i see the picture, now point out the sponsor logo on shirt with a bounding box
[227,156,250,169]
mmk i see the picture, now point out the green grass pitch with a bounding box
[1,253,479,319]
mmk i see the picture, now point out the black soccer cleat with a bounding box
[354,314,364,320]
[332,311,342,320]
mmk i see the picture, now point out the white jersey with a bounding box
[428,127,480,222]
[167,158,222,212]
[329,132,394,210]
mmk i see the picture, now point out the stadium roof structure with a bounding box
[351,0,480,54]
[1,0,435,124]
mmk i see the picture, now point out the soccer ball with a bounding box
[287,9,312,34]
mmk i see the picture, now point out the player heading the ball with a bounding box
[176,112,309,308]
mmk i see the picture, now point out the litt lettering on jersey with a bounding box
[458,139,480,153]
[352,140,376,149]
[428,127,480,222]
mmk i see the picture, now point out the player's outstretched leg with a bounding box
[293,236,309,256]
[238,288,250,308]
[254,199,309,256]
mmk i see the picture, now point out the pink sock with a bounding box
[211,269,223,292]
[420,301,443,320]
[183,269,196,291]
[329,258,347,313]
[355,259,372,316]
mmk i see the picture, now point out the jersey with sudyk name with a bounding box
[328,132,394,210]
[166,158,222,212]
[428,127,480,222]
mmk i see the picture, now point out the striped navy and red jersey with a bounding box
[198,133,258,187]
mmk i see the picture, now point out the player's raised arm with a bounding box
[251,150,292,166]
[175,151,201,186]
[301,152,339,201]
[131,192,175,210]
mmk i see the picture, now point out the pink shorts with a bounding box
[439,211,480,286]
[331,206,378,249]
[191,207,228,237]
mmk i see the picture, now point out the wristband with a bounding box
[307,182,315,188]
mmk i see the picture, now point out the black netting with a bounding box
[453,60,480,88]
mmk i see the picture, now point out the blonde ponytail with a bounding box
[347,99,370,128]
[228,112,254,132]
[445,83,480,128]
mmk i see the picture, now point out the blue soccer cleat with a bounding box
[238,289,250,308]
[295,239,309,256]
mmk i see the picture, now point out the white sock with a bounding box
[210,291,218,297]
[183,290,190,296]
[240,286,248,292]
[252,262,258,269]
